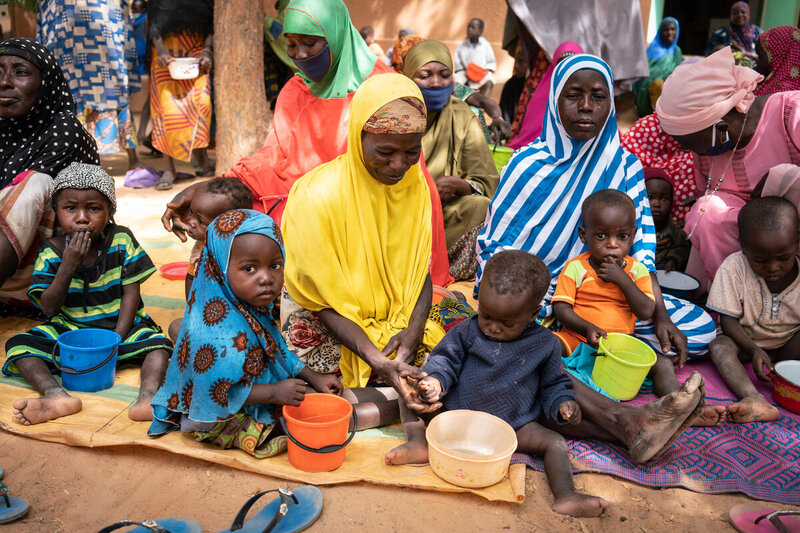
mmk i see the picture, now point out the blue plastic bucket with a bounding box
[52,329,121,392]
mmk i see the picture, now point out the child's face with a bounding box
[742,224,799,285]
[131,0,145,14]
[578,203,637,265]
[55,189,111,240]
[227,233,284,308]
[477,285,539,342]
[186,193,232,241]
[467,20,482,41]
[645,178,672,226]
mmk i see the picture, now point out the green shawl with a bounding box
[283,0,377,98]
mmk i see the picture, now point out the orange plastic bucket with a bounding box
[281,393,356,472]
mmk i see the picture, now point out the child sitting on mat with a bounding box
[4,163,173,425]
[708,197,800,423]
[644,168,690,272]
[386,250,610,518]
[149,210,346,457]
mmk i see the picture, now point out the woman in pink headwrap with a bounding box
[507,41,583,149]
[656,47,800,280]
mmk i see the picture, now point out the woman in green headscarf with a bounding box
[161,0,453,286]
[403,40,499,280]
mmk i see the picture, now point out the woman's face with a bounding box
[361,131,423,186]
[412,61,452,88]
[557,69,611,141]
[672,124,719,155]
[285,33,327,60]
[731,4,749,26]
[660,22,677,45]
[0,55,41,119]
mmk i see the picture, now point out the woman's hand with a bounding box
[490,117,512,142]
[61,230,91,271]
[270,379,308,407]
[307,372,343,395]
[435,176,472,203]
[381,328,422,365]
[663,258,679,273]
[375,359,440,413]
[161,184,200,242]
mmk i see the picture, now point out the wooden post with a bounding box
[213,0,270,175]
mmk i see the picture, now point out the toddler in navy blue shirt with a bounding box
[386,250,609,517]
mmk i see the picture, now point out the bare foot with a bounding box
[128,389,156,421]
[691,404,727,426]
[385,440,429,465]
[552,493,610,517]
[727,395,780,423]
[628,371,704,463]
[12,394,82,425]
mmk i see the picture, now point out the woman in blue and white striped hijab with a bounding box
[476,54,714,361]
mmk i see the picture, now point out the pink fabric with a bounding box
[507,41,583,149]
[656,47,763,136]
[6,170,33,189]
[685,91,800,280]
[763,163,800,204]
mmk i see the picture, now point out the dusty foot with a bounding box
[628,371,704,463]
[691,404,727,427]
[727,395,780,423]
[155,170,176,191]
[12,394,82,425]
[552,493,610,517]
[128,389,157,421]
[385,440,429,465]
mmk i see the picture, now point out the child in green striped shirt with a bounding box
[4,163,172,425]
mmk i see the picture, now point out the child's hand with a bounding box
[663,258,678,273]
[559,400,582,425]
[62,230,92,270]
[584,324,608,348]
[418,376,443,403]
[751,347,773,382]
[271,378,307,407]
[596,257,628,286]
[307,372,343,395]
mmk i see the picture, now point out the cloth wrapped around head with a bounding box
[643,166,673,188]
[656,47,763,136]
[51,162,117,213]
[403,39,452,77]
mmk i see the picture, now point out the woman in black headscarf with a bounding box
[0,38,98,308]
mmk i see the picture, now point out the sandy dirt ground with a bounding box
[2,105,798,532]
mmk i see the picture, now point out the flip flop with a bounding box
[0,482,29,524]
[217,486,323,533]
[97,518,202,533]
[730,503,800,533]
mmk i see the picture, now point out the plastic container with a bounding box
[426,410,517,488]
[656,270,700,300]
[772,360,800,414]
[168,57,200,80]
[259,195,288,217]
[592,333,657,401]
[281,393,356,472]
[52,329,121,392]
[490,145,514,174]
[160,261,190,280]
[432,285,457,304]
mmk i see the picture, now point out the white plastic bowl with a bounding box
[426,410,517,488]
[168,57,200,80]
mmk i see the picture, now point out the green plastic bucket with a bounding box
[592,333,657,401]
[490,145,514,173]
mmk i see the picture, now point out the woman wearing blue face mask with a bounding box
[403,40,499,280]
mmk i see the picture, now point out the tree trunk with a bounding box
[213,0,269,175]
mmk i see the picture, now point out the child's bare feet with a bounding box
[385,439,429,465]
[128,389,157,421]
[726,395,780,423]
[12,392,82,425]
[552,493,610,517]
[691,404,727,426]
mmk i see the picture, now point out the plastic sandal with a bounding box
[730,503,800,533]
[97,518,202,533]
[217,486,323,533]
[0,481,29,524]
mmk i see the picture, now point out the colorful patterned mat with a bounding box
[511,361,800,505]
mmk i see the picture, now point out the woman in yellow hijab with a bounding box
[281,73,473,396]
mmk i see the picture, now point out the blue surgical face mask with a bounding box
[418,83,454,113]
[704,121,734,156]
[291,43,332,83]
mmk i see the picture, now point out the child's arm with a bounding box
[115,281,141,338]
[595,258,655,320]
[297,365,343,395]
[720,314,773,381]
[39,232,91,317]
[184,274,194,299]
[552,302,607,348]
[245,379,307,407]
[539,340,580,424]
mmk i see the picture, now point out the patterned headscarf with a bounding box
[0,38,98,188]
[729,2,758,53]
[754,25,800,96]
[150,210,306,430]
[51,162,117,214]
[363,97,426,134]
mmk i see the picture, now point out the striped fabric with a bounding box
[474,54,714,356]
[3,225,172,374]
